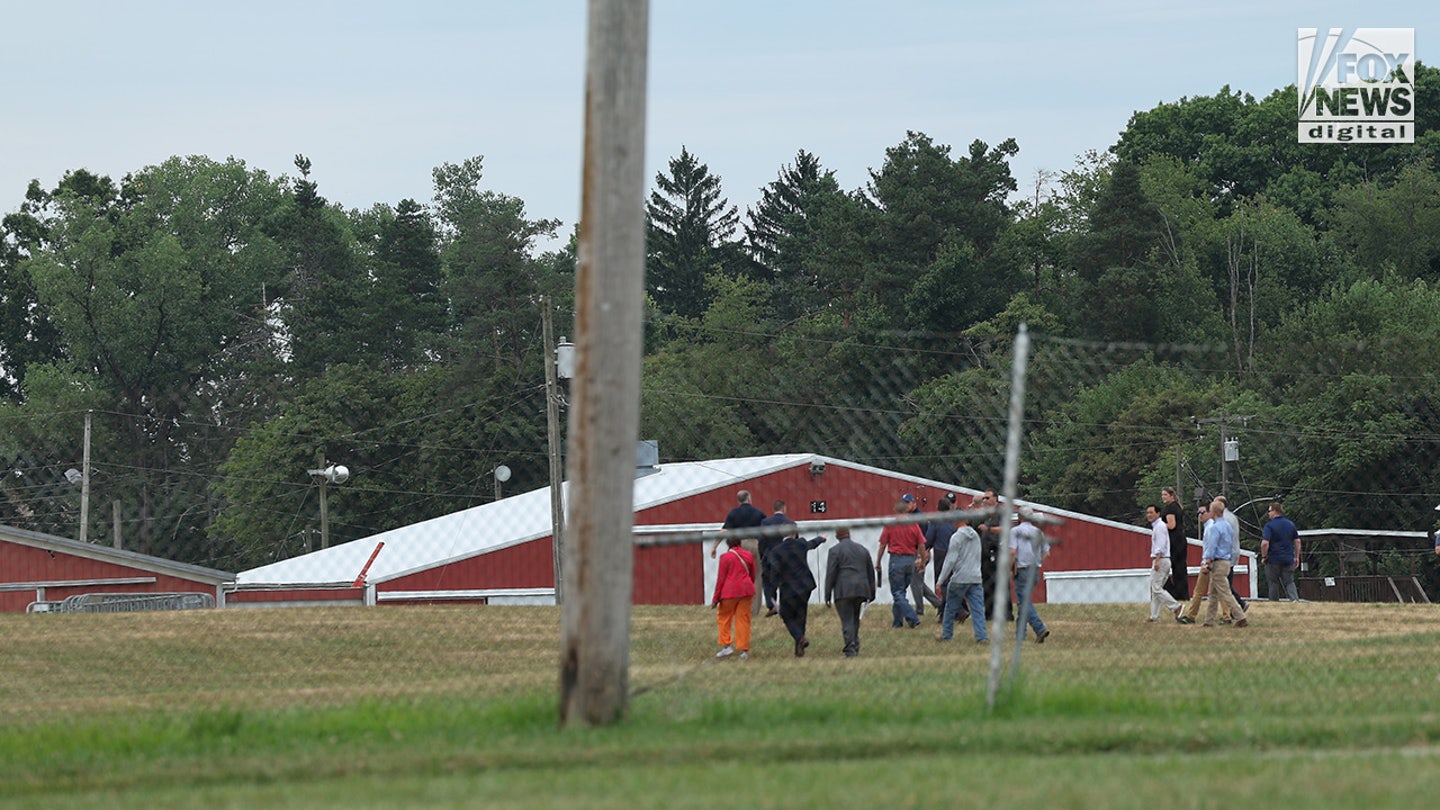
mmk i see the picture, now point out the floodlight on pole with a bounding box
[493,464,512,501]
[306,463,350,549]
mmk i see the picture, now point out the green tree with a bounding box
[1252,276,1440,532]
[743,150,846,322]
[21,157,286,557]
[357,198,447,369]
[1327,160,1440,280]
[646,147,742,319]
[639,274,769,461]
[267,156,372,373]
[0,174,110,400]
[1024,358,1231,522]
[213,363,546,567]
[867,132,1018,263]
[432,157,562,377]
[1066,160,1166,341]
[864,133,1020,329]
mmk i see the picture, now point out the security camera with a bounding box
[808,461,826,475]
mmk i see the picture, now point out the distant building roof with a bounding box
[237,453,831,586]
[0,523,234,584]
[1298,528,1431,543]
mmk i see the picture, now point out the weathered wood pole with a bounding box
[560,0,648,727]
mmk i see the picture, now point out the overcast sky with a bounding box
[1,2,1433,249]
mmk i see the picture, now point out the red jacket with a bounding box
[712,546,757,603]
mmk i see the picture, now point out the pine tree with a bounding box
[646,147,739,319]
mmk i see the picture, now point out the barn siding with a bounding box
[377,537,702,605]
[382,539,554,593]
[226,587,365,605]
[0,535,227,612]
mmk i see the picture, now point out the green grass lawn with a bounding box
[2,600,1438,808]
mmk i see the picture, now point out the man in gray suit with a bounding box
[824,527,877,658]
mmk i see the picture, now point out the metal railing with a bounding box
[26,592,216,614]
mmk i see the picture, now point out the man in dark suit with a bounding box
[824,527,876,657]
[769,532,827,656]
[758,499,798,616]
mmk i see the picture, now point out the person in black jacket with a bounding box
[769,532,827,656]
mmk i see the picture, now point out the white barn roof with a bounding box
[237,453,836,586]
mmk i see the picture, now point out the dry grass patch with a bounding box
[1,599,1437,726]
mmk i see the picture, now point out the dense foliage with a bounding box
[3,68,1440,592]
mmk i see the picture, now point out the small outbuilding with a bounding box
[0,523,234,613]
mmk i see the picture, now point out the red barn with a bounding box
[230,453,1254,608]
[0,523,233,613]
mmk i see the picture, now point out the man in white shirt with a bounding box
[1010,517,1051,643]
[1146,504,1184,622]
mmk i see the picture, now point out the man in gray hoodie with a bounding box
[935,514,988,643]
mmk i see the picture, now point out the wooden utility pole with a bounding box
[559,0,648,728]
[542,295,567,605]
[1194,414,1254,500]
[79,411,91,543]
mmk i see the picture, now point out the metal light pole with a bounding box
[306,462,350,549]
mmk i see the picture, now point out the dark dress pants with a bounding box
[779,591,810,643]
[833,596,865,656]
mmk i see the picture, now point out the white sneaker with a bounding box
[716,645,734,657]
[738,651,748,660]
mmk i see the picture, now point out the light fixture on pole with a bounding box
[493,464,512,501]
[306,463,349,550]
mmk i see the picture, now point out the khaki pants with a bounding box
[1181,567,1234,622]
[1203,560,1246,626]
[1149,558,1182,620]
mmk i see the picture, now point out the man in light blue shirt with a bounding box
[1200,500,1248,628]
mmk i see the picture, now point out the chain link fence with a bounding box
[3,326,1439,707]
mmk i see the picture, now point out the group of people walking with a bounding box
[1145,487,1302,627]
[710,489,1053,660]
[709,491,827,659]
[713,481,1308,661]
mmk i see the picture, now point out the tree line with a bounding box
[3,67,1440,592]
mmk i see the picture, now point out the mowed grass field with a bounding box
[2,599,1440,808]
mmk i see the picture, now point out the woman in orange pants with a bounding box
[712,535,757,659]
